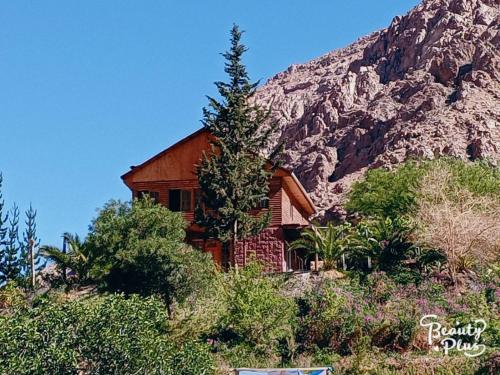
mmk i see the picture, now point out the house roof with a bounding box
[121,128,316,216]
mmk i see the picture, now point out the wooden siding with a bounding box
[129,176,286,228]
[126,130,211,183]
[123,129,314,229]
[281,184,309,226]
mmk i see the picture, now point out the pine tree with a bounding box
[195,25,281,266]
[0,204,21,282]
[20,203,45,283]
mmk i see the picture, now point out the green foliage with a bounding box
[346,158,500,219]
[42,232,94,285]
[297,280,368,355]
[0,281,27,311]
[214,261,296,358]
[0,204,21,282]
[346,160,427,218]
[196,25,280,246]
[348,217,445,282]
[87,198,214,316]
[19,203,45,280]
[0,175,44,287]
[0,294,215,374]
[290,222,351,270]
[0,174,8,253]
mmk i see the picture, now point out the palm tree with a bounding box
[349,217,417,272]
[41,233,94,284]
[290,222,351,271]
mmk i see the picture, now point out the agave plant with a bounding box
[41,233,94,284]
[290,222,351,271]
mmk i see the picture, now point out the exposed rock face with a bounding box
[255,0,499,219]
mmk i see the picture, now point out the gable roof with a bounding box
[121,128,316,216]
[121,127,208,181]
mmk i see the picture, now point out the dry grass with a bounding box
[415,168,500,283]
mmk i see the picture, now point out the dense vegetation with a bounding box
[1,158,498,374]
[0,173,45,287]
[0,292,214,374]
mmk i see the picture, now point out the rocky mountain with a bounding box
[254,0,499,219]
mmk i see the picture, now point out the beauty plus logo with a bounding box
[419,314,487,357]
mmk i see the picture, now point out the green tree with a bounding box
[87,198,214,317]
[41,233,93,285]
[290,222,351,271]
[195,25,280,266]
[0,205,21,283]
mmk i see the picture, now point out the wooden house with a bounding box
[121,128,316,272]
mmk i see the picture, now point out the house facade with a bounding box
[121,129,316,272]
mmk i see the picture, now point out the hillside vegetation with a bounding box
[0,158,499,374]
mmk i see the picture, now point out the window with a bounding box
[258,197,269,209]
[181,190,191,211]
[137,190,159,203]
[169,189,181,211]
[168,189,192,212]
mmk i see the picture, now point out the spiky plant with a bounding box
[41,233,94,284]
[290,222,351,271]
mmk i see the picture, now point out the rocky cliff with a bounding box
[255,0,499,219]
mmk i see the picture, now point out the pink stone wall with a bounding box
[234,227,285,272]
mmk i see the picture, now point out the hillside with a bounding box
[255,0,499,218]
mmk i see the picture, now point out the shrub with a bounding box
[415,167,500,283]
[347,217,445,282]
[87,198,215,317]
[0,294,215,375]
[0,281,27,311]
[346,158,499,283]
[347,158,499,218]
[213,261,296,359]
[290,222,351,270]
[346,160,427,218]
[297,279,368,355]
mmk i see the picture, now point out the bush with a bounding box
[415,167,499,282]
[347,217,445,282]
[87,198,215,316]
[346,158,499,219]
[297,279,369,355]
[213,261,296,361]
[0,281,27,311]
[346,160,427,218]
[0,294,215,375]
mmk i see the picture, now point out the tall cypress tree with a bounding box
[195,25,280,266]
[0,204,21,282]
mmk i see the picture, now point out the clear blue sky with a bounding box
[0,0,419,247]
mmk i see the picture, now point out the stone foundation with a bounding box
[234,227,285,272]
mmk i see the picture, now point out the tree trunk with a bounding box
[29,239,36,289]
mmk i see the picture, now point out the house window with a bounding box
[169,189,192,212]
[137,190,159,203]
[181,190,192,211]
[258,197,269,209]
